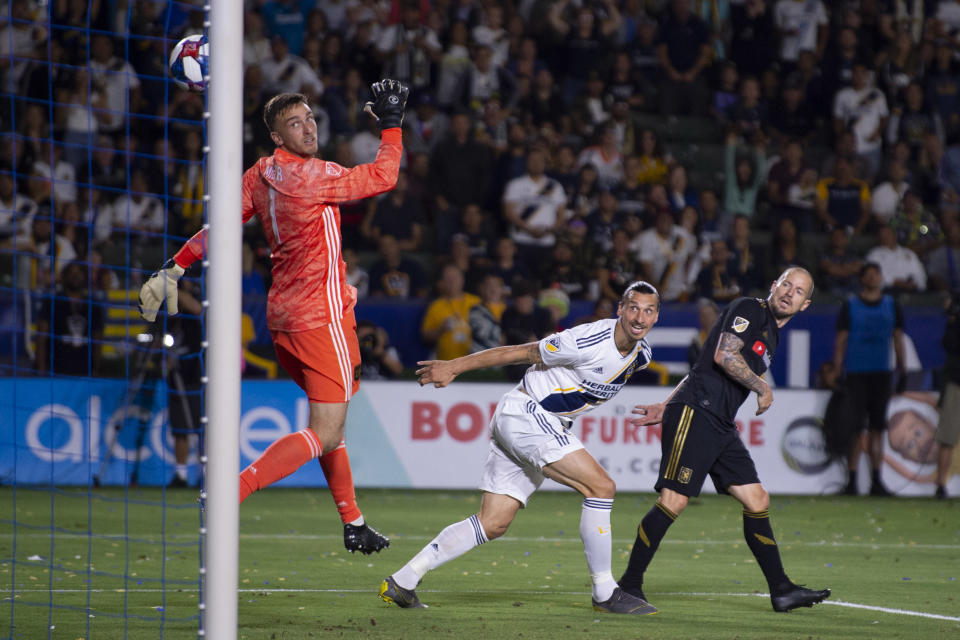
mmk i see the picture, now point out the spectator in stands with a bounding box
[768,138,806,220]
[430,109,495,246]
[258,35,323,104]
[58,68,109,170]
[729,0,777,78]
[871,159,911,226]
[889,189,943,260]
[456,203,496,264]
[517,67,564,130]
[469,273,506,353]
[8,209,77,290]
[34,261,104,376]
[818,226,863,298]
[698,187,732,240]
[927,219,960,291]
[821,25,865,100]
[594,227,640,301]
[784,166,820,234]
[243,10,271,70]
[916,133,960,211]
[765,216,811,284]
[769,73,816,146]
[713,62,740,121]
[576,124,624,190]
[368,234,428,300]
[357,320,404,380]
[88,34,142,138]
[726,76,769,143]
[865,224,927,292]
[615,155,646,217]
[421,263,480,361]
[0,164,36,243]
[816,156,871,234]
[169,128,205,236]
[656,0,712,117]
[375,1,442,94]
[403,91,449,155]
[889,81,944,160]
[499,278,554,381]
[454,44,516,114]
[877,29,922,112]
[98,169,165,247]
[728,213,763,294]
[687,297,720,368]
[82,135,126,192]
[503,146,568,269]
[325,67,373,138]
[548,0,622,107]
[585,188,623,254]
[773,0,829,72]
[695,238,742,303]
[833,63,889,182]
[723,132,766,220]
[635,128,670,186]
[666,164,699,215]
[362,169,424,252]
[342,247,369,300]
[637,208,695,302]
[542,239,588,300]
[488,236,533,294]
[926,38,960,140]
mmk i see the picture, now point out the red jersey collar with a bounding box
[273,147,313,163]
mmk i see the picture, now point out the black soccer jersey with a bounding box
[671,297,779,423]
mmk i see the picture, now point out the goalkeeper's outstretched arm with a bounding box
[416,342,542,388]
[138,229,206,322]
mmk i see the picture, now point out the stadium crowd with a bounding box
[2,0,960,375]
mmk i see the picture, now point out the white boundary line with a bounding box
[2,532,959,550]
[5,588,959,622]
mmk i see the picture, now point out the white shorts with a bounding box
[478,387,584,506]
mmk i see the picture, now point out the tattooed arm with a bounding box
[417,342,543,388]
[713,331,773,415]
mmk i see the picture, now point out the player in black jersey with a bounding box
[619,267,831,613]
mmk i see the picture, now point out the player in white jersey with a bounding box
[379,282,661,615]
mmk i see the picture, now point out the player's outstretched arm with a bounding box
[417,342,542,388]
[629,375,688,426]
[714,332,773,415]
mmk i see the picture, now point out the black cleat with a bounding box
[771,584,831,612]
[934,485,947,500]
[168,476,189,488]
[593,587,658,615]
[344,522,390,554]
[379,576,427,608]
[869,481,892,497]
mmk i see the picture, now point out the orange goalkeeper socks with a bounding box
[239,428,323,503]
[319,443,362,524]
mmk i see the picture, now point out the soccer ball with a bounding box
[169,34,209,92]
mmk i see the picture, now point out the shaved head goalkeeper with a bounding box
[138,79,409,554]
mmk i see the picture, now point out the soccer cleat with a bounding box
[168,476,189,488]
[869,481,892,497]
[771,584,831,612]
[344,522,390,554]
[592,587,658,615]
[935,485,947,500]
[379,576,427,608]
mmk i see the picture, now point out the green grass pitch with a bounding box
[2,487,958,639]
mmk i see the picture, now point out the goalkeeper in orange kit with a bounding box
[138,79,409,554]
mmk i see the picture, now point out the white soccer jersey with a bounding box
[520,318,652,418]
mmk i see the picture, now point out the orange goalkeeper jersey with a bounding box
[175,128,402,332]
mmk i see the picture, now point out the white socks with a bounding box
[393,514,488,590]
[580,497,616,602]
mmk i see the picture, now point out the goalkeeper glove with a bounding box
[139,259,185,322]
[364,78,409,130]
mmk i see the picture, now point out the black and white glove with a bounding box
[363,78,409,130]
[138,259,185,322]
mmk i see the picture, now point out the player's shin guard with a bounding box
[239,428,323,503]
[619,501,677,597]
[392,514,488,590]
[742,508,788,591]
[319,441,362,524]
[580,498,617,602]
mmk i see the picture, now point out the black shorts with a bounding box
[168,386,203,434]
[654,403,760,497]
[845,371,891,433]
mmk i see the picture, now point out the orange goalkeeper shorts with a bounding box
[271,311,361,403]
